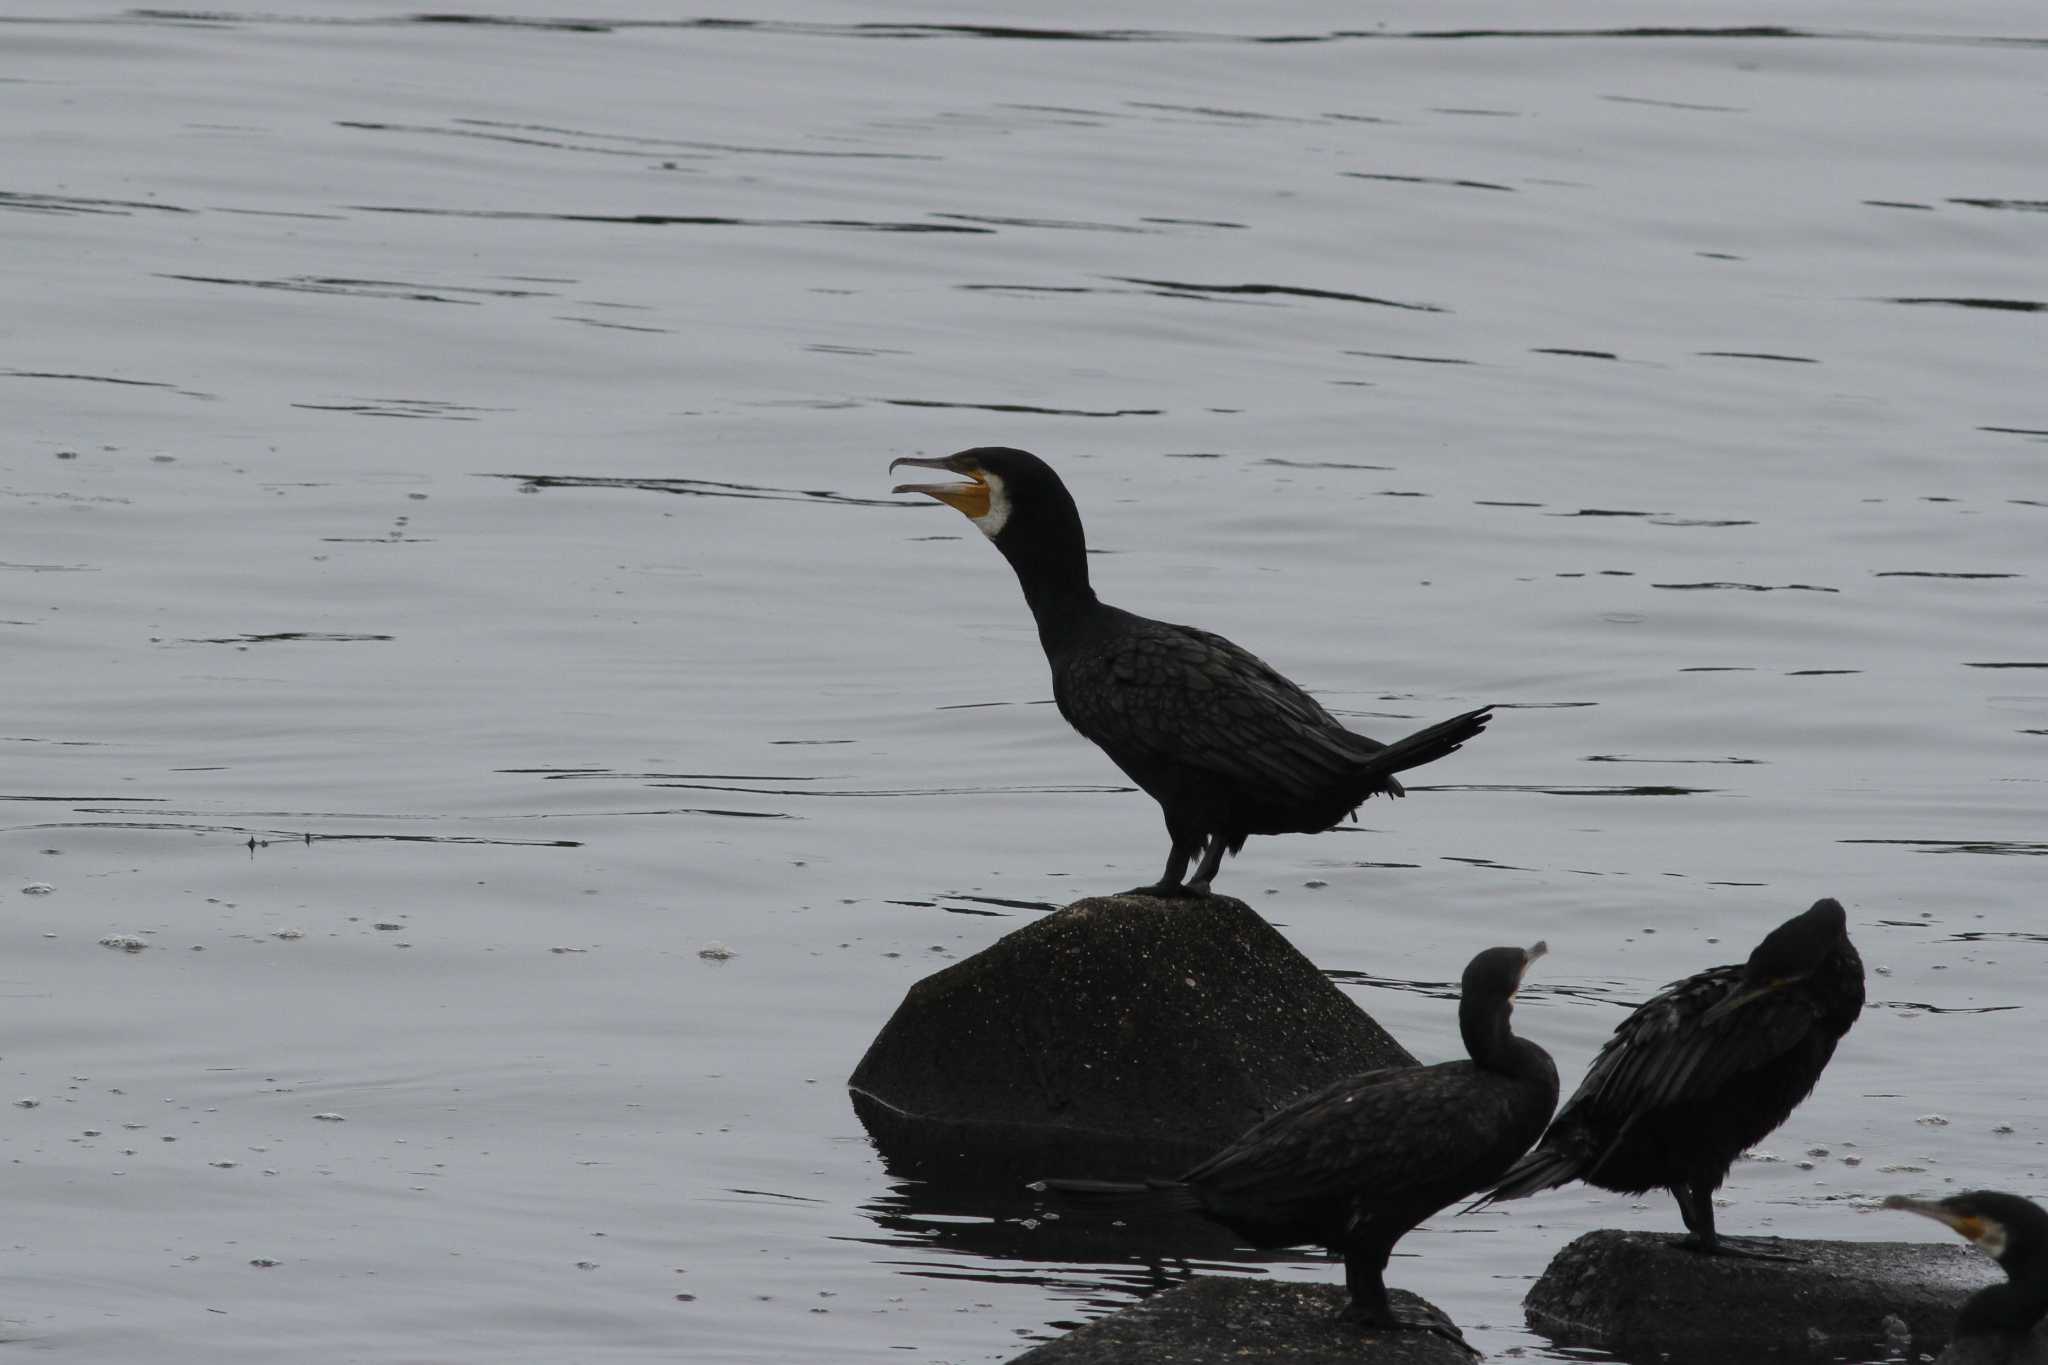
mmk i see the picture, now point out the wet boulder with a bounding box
[1006,1276,1474,1365]
[1525,1228,2001,1362]
[1939,1322,2048,1365]
[849,893,1415,1183]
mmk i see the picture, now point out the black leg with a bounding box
[1338,1245,1478,1355]
[1672,1181,1801,1262]
[1182,835,1227,895]
[1339,1246,1395,1327]
[1121,835,1200,899]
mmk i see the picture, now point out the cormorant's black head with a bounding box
[890,447,1095,622]
[1462,941,1548,1008]
[889,447,1078,546]
[1885,1191,2048,1271]
[1702,898,1852,1024]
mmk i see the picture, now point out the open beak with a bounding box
[890,455,991,519]
[1516,941,1548,992]
[1883,1196,1998,1251]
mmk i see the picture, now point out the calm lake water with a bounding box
[5,4,2044,1361]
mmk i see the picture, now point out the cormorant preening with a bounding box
[1033,943,1556,1332]
[890,448,1490,897]
[1475,898,1864,1257]
[1886,1191,2048,1352]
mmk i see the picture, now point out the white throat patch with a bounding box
[1979,1219,2009,1260]
[971,471,1011,539]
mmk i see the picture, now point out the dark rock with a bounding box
[1525,1228,2001,1362]
[1940,1321,2048,1365]
[849,893,1416,1183]
[1006,1276,1474,1364]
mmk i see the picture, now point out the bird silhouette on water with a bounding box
[1032,943,1557,1338]
[1475,897,1864,1258]
[1886,1190,2048,1363]
[891,447,1490,898]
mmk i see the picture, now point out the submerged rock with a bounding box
[1007,1276,1473,1365]
[1526,1228,2000,1362]
[848,893,1415,1183]
[1941,1323,2048,1365]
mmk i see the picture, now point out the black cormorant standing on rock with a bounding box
[1475,897,1864,1257]
[1032,943,1557,1332]
[890,447,1491,897]
[1886,1191,2048,1359]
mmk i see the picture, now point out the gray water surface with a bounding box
[5,5,2045,1361]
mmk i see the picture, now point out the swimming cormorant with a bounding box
[1475,898,1863,1257]
[1032,943,1557,1331]
[890,447,1491,897]
[1886,1191,2048,1354]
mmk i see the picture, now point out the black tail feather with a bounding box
[1464,1141,1582,1214]
[1360,704,1492,788]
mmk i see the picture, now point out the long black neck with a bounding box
[991,497,1098,647]
[1461,994,1549,1079]
[1960,1249,2048,1338]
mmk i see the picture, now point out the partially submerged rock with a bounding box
[1007,1276,1474,1365]
[1940,1322,2048,1365]
[1526,1228,2000,1362]
[849,893,1415,1183]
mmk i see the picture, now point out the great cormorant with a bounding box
[1032,943,1556,1331]
[890,447,1491,897]
[1475,898,1864,1256]
[1886,1190,2048,1354]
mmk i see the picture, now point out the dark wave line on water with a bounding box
[647,781,1134,798]
[1875,570,2021,579]
[1585,754,1763,765]
[0,189,195,215]
[1601,94,1745,112]
[103,14,2048,48]
[932,212,1153,233]
[1696,351,1819,363]
[1865,200,1936,211]
[1,794,165,803]
[1532,347,1619,360]
[8,818,580,847]
[487,473,904,507]
[456,118,936,161]
[1324,968,1619,1007]
[1841,839,2046,856]
[0,368,214,399]
[338,119,691,160]
[1876,1000,2021,1015]
[1342,172,1515,192]
[1947,931,2048,944]
[1949,198,2048,213]
[1786,668,1861,676]
[1414,783,1715,796]
[1108,277,1446,312]
[158,273,546,305]
[1888,297,2046,312]
[1963,661,2048,668]
[1345,351,1475,365]
[880,398,1163,418]
[1980,426,2048,438]
[296,398,506,419]
[1260,458,1395,470]
[350,205,993,233]
[179,632,392,643]
[1653,581,1839,592]
[554,315,672,334]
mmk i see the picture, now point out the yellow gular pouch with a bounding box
[892,465,1007,536]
